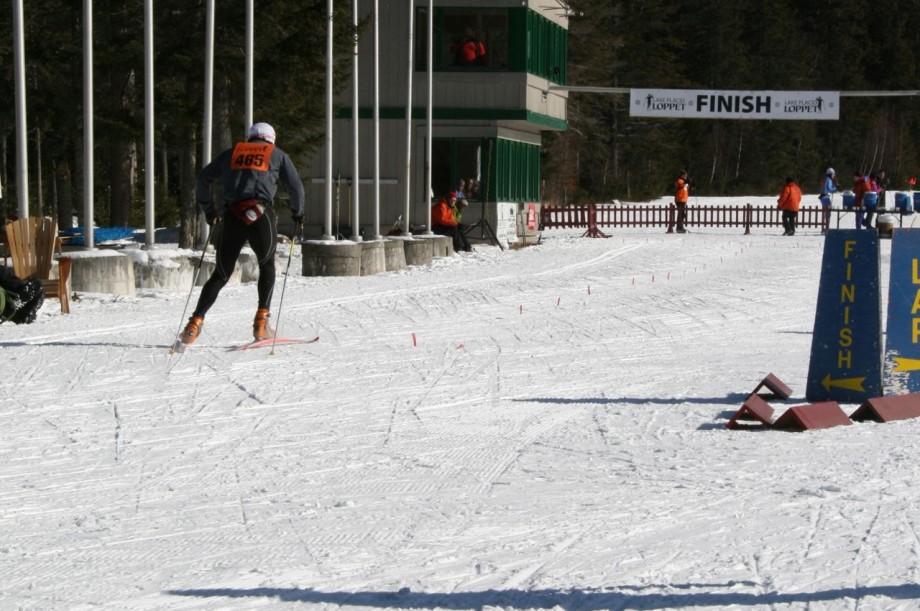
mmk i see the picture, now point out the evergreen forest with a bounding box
[2,0,920,241]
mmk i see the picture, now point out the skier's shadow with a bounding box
[166,583,920,609]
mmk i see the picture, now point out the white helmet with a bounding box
[826,167,835,176]
[248,122,276,144]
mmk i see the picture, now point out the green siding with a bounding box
[487,138,541,202]
[526,12,567,85]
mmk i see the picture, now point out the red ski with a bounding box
[229,336,319,351]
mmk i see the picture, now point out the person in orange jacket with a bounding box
[674,170,690,233]
[777,176,803,236]
[431,193,471,252]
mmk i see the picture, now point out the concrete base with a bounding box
[421,234,453,257]
[196,253,243,287]
[68,250,136,297]
[302,240,362,276]
[403,238,433,267]
[360,240,386,276]
[383,238,407,272]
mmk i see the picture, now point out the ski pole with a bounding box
[270,225,300,356]
[169,223,214,353]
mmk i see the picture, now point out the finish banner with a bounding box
[629,89,840,120]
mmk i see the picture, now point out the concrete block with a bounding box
[360,240,386,276]
[68,250,136,297]
[403,238,433,267]
[302,240,362,276]
[421,234,452,257]
[383,238,407,272]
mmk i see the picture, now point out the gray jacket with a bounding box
[196,138,305,218]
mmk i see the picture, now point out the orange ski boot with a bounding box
[253,308,275,341]
[176,315,204,350]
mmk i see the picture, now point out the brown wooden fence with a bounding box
[541,203,834,236]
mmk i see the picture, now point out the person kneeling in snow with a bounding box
[0,265,44,324]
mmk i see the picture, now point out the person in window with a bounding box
[451,28,486,66]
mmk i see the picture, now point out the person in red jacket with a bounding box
[777,176,803,236]
[431,192,471,252]
[673,169,690,233]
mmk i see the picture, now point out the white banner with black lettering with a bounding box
[629,89,840,120]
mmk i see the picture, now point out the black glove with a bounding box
[204,209,220,225]
[292,214,304,228]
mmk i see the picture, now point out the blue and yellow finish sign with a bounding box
[884,229,920,392]
[806,230,882,402]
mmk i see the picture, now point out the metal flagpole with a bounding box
[245,0,254,132]
[144,0,155,246]
[13,0,28,219]
[372,0,381,240]
[402,0,414,236]
[200,0,215,247]
[83,0,95,248]
[350,0,361,242]
[424,0,433,235]
[323,0,334,240]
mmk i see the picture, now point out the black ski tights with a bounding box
[193,211,277,318]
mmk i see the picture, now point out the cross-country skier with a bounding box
[179,122,305,346]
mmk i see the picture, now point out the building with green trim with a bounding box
[304,0,569,246]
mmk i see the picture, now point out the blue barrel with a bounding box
[863,191,879,209]
[842,192,856,209]
[895,192,911,212]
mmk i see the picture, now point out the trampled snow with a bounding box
[3,196,920,610]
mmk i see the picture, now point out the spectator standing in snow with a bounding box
[673,170,690,233]
[852,171,868,230]
[876,169,890,210]
[778,176,803,236]
[864,173,881,229]
[179,122,305,347]
[819,167,838,234]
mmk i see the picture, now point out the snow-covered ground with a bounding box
[3,196,920,610]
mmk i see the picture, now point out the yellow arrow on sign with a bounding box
[892,357,920,373]
[822,374,865,392]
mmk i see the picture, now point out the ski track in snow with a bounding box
[2,216,920,610]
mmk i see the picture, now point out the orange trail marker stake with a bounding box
[587,286,591,295]
[556,297,561,306]
[411,333,417,347]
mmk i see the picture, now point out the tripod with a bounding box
[462,140,503,250]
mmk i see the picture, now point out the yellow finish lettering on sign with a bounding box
[840,284,856,304]
[846,262,853,281]
[839,327,853,348]
[914,318,920,344]
[913,259,920,284]
[838,350,853,369]
[844,240,857,259]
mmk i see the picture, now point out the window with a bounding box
[417,8,511,71]
[431,138,485,200]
